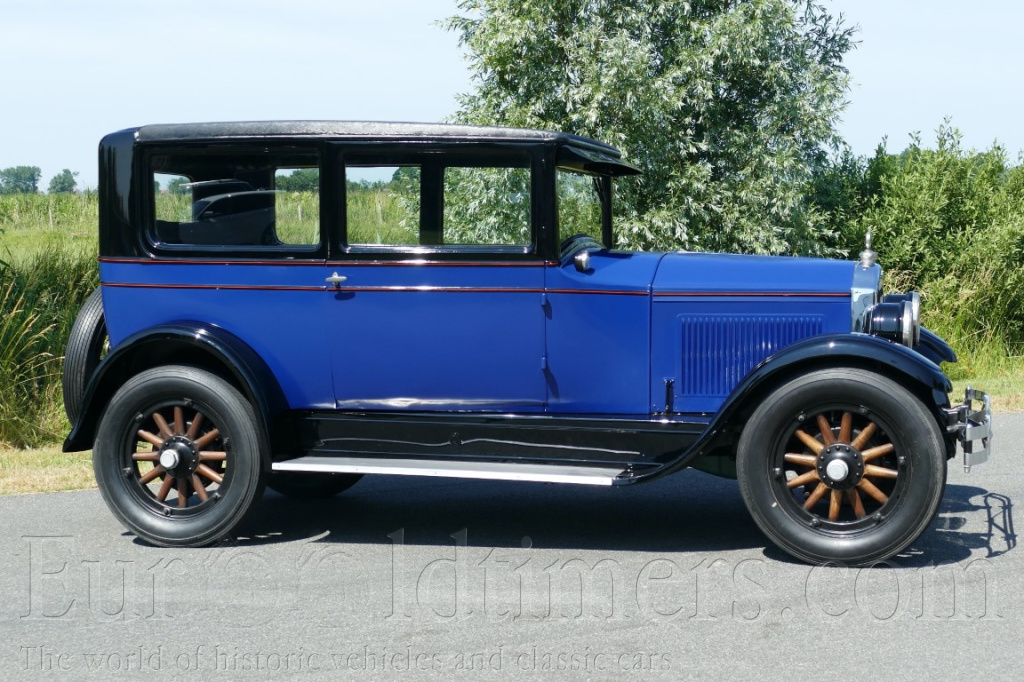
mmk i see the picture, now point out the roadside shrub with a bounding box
[842,125,1024,376]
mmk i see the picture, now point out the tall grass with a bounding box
[0,238,98,447]
[0,280,60,447]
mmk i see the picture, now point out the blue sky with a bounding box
[1,0,1021,189]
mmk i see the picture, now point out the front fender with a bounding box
[719,333,952,414]
[63,322,289,465]
[634,333,953,483]
[918,327,957,365]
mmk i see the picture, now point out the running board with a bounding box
[272,456,626,486]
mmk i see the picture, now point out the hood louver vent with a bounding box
[679,315,824,401]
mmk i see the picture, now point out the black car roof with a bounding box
[130,121,622,157]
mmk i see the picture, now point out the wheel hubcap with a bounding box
[817,443,864,491]
[158,449,179,469]
[156,436,198,478]
[825,459,849,481]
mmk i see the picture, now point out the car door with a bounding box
[543,167,659,415]
[327,145,547,412]
[102,144,336,410]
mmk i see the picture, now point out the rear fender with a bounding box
[63,322,288,468]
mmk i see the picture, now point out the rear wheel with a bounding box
[93,366,265,547]
[736,368,946,566]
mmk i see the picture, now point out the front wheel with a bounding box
[736,368,947,566]
[93,366,265,547]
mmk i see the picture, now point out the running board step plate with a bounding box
[272,456,625,486]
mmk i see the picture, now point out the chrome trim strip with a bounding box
[272,456,624,485]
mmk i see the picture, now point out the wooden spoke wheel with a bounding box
[93,366,265,547]
[736,368,947,566]
[780,408,903,526]
[131,404,229,510]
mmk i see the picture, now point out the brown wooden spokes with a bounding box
[829,490,842,521]
[804,483,829,509]
[131,405,226,509]
[782,410,900,523]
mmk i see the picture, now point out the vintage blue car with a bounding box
[63,122,991,565]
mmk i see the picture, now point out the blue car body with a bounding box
[65,121,993,563]
[97,250,854,415]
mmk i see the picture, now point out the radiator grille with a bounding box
[679,315,823,396]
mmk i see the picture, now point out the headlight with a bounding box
[868,292,920,347]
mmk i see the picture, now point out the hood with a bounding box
[651,252,861,296]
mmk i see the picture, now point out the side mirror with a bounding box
[574,250,591,273]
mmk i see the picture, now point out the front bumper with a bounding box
[944,387,993,472]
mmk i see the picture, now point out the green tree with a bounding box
[275,168,320,192]
[47,169,78,194]
[167,177,190,195]
[0,166,42,194]
[447,0,855,255]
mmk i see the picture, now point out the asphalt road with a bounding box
[1,414,1019,681]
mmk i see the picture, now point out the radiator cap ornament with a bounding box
[859,230,877,268]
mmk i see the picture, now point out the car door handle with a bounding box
[325,272,348,287]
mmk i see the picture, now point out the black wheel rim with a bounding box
[121,401,232,518]
[769,403,911,534]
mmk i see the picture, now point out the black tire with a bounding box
[736,368,946,566]
[63,287,107,423]
[93,366,266,547]
[267,472,362,499]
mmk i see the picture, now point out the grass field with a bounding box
[0,446,93,495]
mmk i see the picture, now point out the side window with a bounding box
[443,166,530,246]
[342,153,532,249]
[274,168,321,247]
[345,166,421,245]
[557,169,603,245]
[150,150,320,250]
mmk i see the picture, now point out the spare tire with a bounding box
[63,288,107,424]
